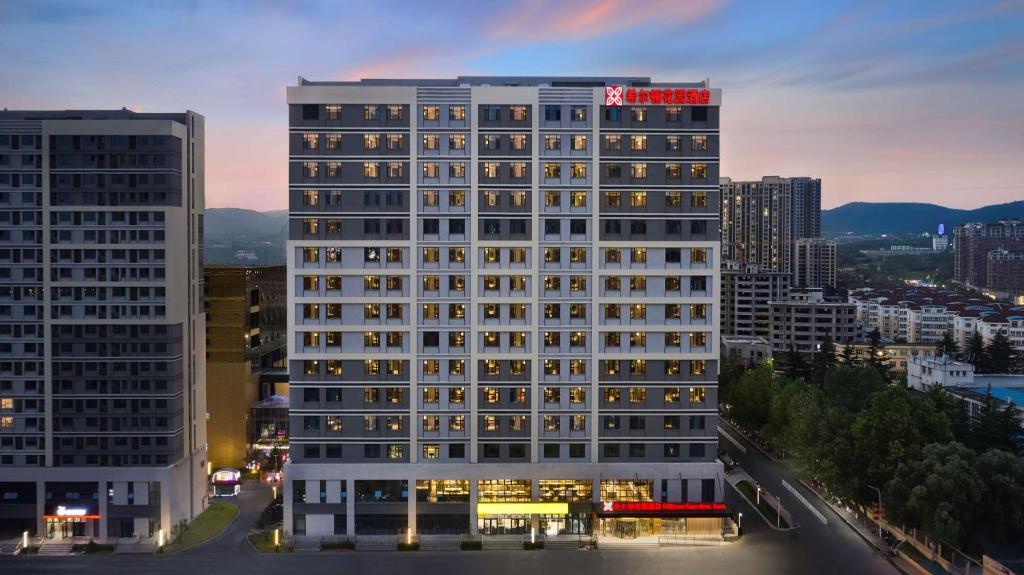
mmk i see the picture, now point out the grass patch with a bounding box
[737,480,790,528]
[162,502,239,553]
[247,531,291,553]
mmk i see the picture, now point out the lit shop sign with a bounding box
[601,501,727,513]
[477,502,569,516]
[56,506,88,517]
[605,85,711,107]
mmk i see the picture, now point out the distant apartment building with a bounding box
[793,238,836,289]
[721,262,790,339]
[932,236,949,251]
[769,289,858,352]
[0,110,206,542]
[954,220,1024,290]
[204,265,286,470]
[986,248,1024,301]
[719,176,821,275]
[285,77,728,540]
[849,287,1024,352]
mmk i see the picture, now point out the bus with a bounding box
[211,468,242,497]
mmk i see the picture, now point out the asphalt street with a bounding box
[1,445,901,575]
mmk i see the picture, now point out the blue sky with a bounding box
[2,0,1022,210]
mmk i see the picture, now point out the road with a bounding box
[1,464,900,575]
[718,419,901,575]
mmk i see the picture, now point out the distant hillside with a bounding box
[822,201,1024,236]
[204,208,287,265]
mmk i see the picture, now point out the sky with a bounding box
[1,0,1022,211]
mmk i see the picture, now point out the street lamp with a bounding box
[738,512,743,530]
[756,483,762,506]
[868,485,883,540]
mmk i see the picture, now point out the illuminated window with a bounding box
[423,133,439,151]
[666,163,682,179]
[690,360,706,376]
[545,134,561,150]
[387,105,403,120]
[630,191,647,207]
[630,135,647,151]
[423,275,439,292]
[604,134,622,151]
[544,247,561,263]
[303,162,319,178]
[570,331,586,347]
[691,191,708,208]
[569,247,587,263]
[604,360,620,375]
[386,332,403,348]
[545,190,560,207]
[630,331,646,348]
[483,190,499,207]
[690,332,707,348]
[544,359,560,376]
[422,162,439,178]
[449,331,465,348]
[570,275,586,292]
[483,304,499,319]
[423,444,440,459]
[450,162,466,177]
[630,359,647,375]
[631,107,647,122]
[363,331,381,348]
[571,163,587,178]
[666,304,681,319]
[364,359,380,375]
[363,134,380,150]
[571,134,587,150]
[449,304,465,319]
[485,360,500,376]
[605,332,621,347]
[604,388,621,403]
[449,387,465,404]
[509,332,526,348]
[422,303,439,320]
[484,387,500,403]
[629,387,646,403]
[364,303,380,319]
[449,247,465,263]
[450,105,465,120]
[572,415,586,431]
[544,275,561,291]
[691,303,707,320]
[690,248,707,264]
[509,276,527,291]
[422,105,440,121]
[363,162,379,178]
[544,387,561,403]
[511,134,527,150]
[630,276,647,292]
[630,163,647,179]
[303,133,319,150]
[387,445,404,460]
[689,387,706,403]
[363,105,378,120]
[690,163,707,179]
[605,248,621,263]
[544,162,561,179]
[423,247,439,263]
[327,360,343,376]
[631,248,647,265]
[423,359,439,376]
[484,416,498,432]
[666,360,680,375]
[665,332,682,348]
[450,276,466,292]
[511,190,527,205]
[511,106,528,121]
[386,303,402,319]
[302,247,319,264]
[692,135,708,151]
[303,190,318,206]
[604,304,621,320]
[483,276,499,291]
[449,359,465,376]
[544,331,560,348]
[303,360,319,376]
[510,360,526,375]
[387,360,403,376]
[569,386,586,402]
[364,414,378,430]
[509,248,525,263]
[483,162,499,179]
[665,135,681,150]
[570,191,587,208]
[544,415,560,432]
[449,414,465,430]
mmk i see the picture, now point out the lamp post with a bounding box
[23,530,29,550]
[756,483,762,506]
[868,485,883,540]
[738,512,743,530]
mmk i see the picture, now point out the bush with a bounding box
[397,542,420,551]
[321,539,355,551]
[523,541,544,550]
[460,540,482,550]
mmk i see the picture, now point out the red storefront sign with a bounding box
[605,85,710,107]
[601,501,727,513]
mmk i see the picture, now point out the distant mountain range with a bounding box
[822,201,1024,237]
[202,201,1024,265]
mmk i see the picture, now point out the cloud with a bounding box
[486,0,722,43]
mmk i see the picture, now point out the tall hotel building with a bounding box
[286,77,726,539]
[0,110,207,542]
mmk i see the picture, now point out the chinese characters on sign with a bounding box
[603,501,727,512]
[605,85,710,107]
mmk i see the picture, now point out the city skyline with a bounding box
[2,0,1022,211]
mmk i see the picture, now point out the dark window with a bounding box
[544,444,560,458]
[629,416,645,430]
[664,444,680,457]
[665,248,681,263]
[545,219,560,235]
[364,444,381,458]
[326,444,343,459]
[689,415,705,430]
[604,108,621,122]
[448,444,466,458]
[302,105,319,120]
[691,106,708,122]
[545,105,561,121]
[483,444,500,458]
[510,219,527,234]
[570,219,586,235]
[629,444,646,458]
[303,444,320,459]
[604,220,621,234]
[689,443,706,458]
[569,444,586,458]
[304,388,319,402]
[364,219,380,234]
[603,443,620,458]
[666,220,682,234]
[423,332,440,347]
[690,276,707,291]
[691,220,707,235]
[701,479,716,502]
[423,219,440,235]
[508,444,526,458]
[630,220,646,235]
[483,106,500,121]
[448,219,465,234]
[483,219,500,235]
[606,164,622,178]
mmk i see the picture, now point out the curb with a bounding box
[797,480,910,575]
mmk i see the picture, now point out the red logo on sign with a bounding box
[621,88,710,106]
[605,85,623,106]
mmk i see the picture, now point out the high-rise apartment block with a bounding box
[794,238,837,289]
[719,176,821,275]
[204,265,287,470]
[0,110,206,542]
[954,220,1024,292]
[285,77,728,539]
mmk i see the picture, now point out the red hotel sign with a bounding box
[603,501,727,513]
[605,85,710,107]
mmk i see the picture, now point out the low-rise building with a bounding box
[769,289,859,352]
[842,343,935,373]
[907,355,976,391]
[721,262,790,339]
[721,335,772,367]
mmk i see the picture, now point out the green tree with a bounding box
[923,385,971,444]
[724,363,774,432]
[935,331,960,360]
[864,328,891,381]
[976,449,1024,543]
[986,332,1017,374]
[811,334,837,387]
[969,387,1021,454]
[762,376,809,448]
[966,331,989,373]
[782,344,811,381]
[851,386,952,501]
[823,364,885,414]
[718,349,746,399]
[840,344,858,366]
[885,442,984,548]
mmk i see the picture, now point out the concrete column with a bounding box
[469,479,479,535]
[530,480,540,533]
[282,478,293,538]
[345,479,355,537]
[407,479,417,536]
[36,479,45,538]
[98,482,109,542]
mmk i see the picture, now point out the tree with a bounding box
[923,385,971,444]
[718,349,746,399]
[864,328,891,382]
[840,344,858,366]
[986,332,1017,374]
[724,363,774,433]
[969,387,1021,454]
[965,331,989,373]
[823,364,886,414]
[811,334,837,387]
[935,331,960,360]
[975,449,1024,543]
[782,344,811,381]
[885,442,984,548]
